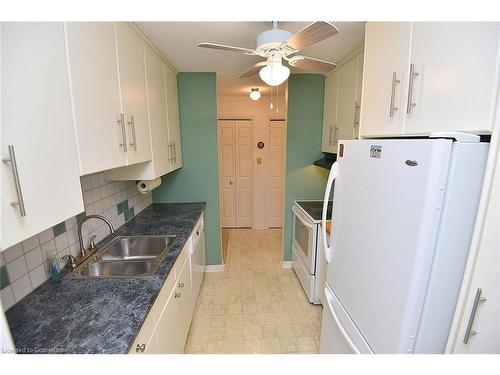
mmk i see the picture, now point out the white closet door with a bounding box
[115,23,152,165]
[218,121,236,227]
[268,120,286,228]
[235,120,253,227]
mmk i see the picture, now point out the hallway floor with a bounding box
[184,228,323,354]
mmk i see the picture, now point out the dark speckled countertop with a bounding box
[5,202,205,354]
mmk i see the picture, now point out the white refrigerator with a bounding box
[319,138,489,354]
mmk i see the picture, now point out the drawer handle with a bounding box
[175,292,181,298]
[178,282,185,288]
[136,343,146,353]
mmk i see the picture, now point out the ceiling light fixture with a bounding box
[249,88,261,101]
[259,51,290,87]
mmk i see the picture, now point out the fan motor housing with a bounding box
[256,29,292,51]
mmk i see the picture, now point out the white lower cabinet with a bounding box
[130,214,205,354]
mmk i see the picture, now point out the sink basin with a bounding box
[70,235,177,278]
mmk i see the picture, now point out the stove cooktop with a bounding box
[295,200,333,222]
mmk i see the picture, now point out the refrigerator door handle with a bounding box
[324,287,361,354]
[322,161,338,263]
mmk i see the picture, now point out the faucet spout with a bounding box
[77,214,115,257]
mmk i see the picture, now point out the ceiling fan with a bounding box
[198,21,339,86]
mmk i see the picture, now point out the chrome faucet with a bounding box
[77,214,115,257]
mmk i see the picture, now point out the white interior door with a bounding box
[235,120,253,227]
[268,120,286,227]
[218,120,236,227]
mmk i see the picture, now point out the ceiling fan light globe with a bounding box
[259,63,290,86]
[249,89,261,101]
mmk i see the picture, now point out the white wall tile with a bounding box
[22,235,40,253]
[6,256,28,282]
[0,253,5,268]
[65,217,77,230]
[38,228,54,245]
[91,174,99,189]
[25,248,43,271]
[0,286,15,310]
[29,263,48,289]
[67,227,78,246]
[55,233,69,253]
[4,243,24,263]
[40,240,57,262]
[11,274,32,302]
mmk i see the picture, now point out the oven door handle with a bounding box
[322,161,338,263]
[292,206,316,230]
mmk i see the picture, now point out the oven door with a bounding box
[291,204,317,275]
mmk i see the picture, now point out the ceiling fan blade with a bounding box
[198,42,257,55]
[288,55,336,74]
[286,21,339,51]
[238,61,268,78]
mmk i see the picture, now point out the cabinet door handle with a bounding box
[172,141,177,162]
[463,288,487,344]
[406,64,419,114]
[175,292,181,298]
[2,145,27,217]
[128,115,137,151]
[332,123,339,145]
[389,72,400,118]
[178,282,184,288]
[118,113,127,152]
[353,102,360,140]
[135,343,146,353]
[328,126,334,145]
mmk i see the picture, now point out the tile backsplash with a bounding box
[0,173,152,310]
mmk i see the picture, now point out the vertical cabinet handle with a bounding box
[332,123,339,145]
[328,126,334,145]
[128,115,137,151]
[3,145,27,217]
[406,63,419,114]
[172,141,177,162]
[463,288,487,344]
[353,102,360,140]
[118,113,127,152]
[389,72,400,118]
[135,343,146,353]
[167,142,173,161]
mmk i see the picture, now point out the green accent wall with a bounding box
[283,74,329,261]
[153,73,222,265]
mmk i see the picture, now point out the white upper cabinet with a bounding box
[359,23,412,137]
[115,23,152,165]
[104,44,183,181]
[2,23,84,249]
[165,64,183,171]
[404,23,500,135]
[65,22,126,175]
[321,71,339,153]
[322,49,364,153]
[360,22,500,138]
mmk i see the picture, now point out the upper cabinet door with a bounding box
[65,22,126,175]
[336,56,361,149]
[2,23,84,249]
[116,23,152,166]
[321,73,339,153]
[359,22,412,137]
[404,23,500,135]
[145,46,171,177]
[165,64,183,171]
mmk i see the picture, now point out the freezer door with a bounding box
[328,139,452,353]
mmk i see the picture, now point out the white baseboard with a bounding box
[205,264,225,272]
[281,261,292,269]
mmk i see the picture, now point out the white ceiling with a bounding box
[137,21,365,96]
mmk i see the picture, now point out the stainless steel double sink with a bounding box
[70,235,177,278]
